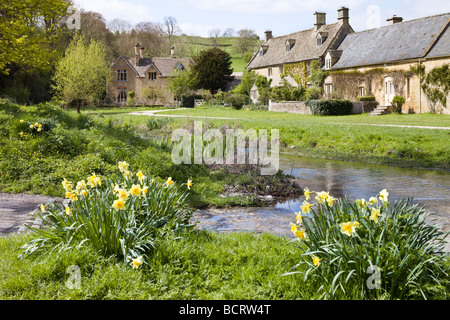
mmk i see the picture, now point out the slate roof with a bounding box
[246,22,350,69]
[113,56,192,77]
[331,13,450,70]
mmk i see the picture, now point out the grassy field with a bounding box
[178,35,262,72]
[89,106,450,170]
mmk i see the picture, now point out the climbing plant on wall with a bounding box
[411,63,449,113]
[282,61,308,87]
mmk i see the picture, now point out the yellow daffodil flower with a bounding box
[300,201,312,214]
[166,177,174,186]
[123,170,131,180]
[65,207,72,216]
[340,221,356,236]
[40,204,46,212]
[129,184,142,197]
[295,211,303,224]
[142,186,149,195]
[118,161,129,173]
[117,188,129,201]
[29,124,34,129]
[132,256,143,269]
[186,179,193,190]
[370,208,381,224]
[312,256,321,267]
[20,119,24,123]
[379,189,389,203]
[369,196,378,205]
[290,222,306,240]
[315,191,329,204]
[87,173,101,188]
[112,199,126,211]
[304,187,312,200]
[19,132,23,137]
[326,196,336,207]
[76,180,87,191]
[62,178,72,192]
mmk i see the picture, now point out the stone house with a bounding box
[324,13,450,114]
[246,6,354,97]
[108,45,191,106]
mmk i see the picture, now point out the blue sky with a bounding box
[74,0,450,38]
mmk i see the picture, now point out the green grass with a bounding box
[0,231,309,300]
[91,106,450,170]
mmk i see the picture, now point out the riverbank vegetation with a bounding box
[93,106,450,170]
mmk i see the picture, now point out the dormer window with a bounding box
[325,57,332,70]
[260,45,269,57]
[316,32,328,46]
[175,62,184,71]
[285,39,295,53]
[149,72,157,80]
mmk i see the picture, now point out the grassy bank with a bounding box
[0,101,301,207]
[108,106,450,170]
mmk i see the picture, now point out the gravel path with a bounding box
[0,193,63,236]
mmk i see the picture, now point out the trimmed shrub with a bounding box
[306,99,353,116]
[180,94,203,108]
[356,96,376,102]
[391,96,406,114]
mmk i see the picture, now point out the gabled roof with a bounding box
[331,13,450,70]
[111,56,192,78]
[246,22,351,69]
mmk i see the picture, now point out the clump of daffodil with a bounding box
[315,191,329,204]
[339,221,358,237]
[370,207,381,223]
[65,191,78,202]
[355,198,368,210]
[312,256,321,267]
[112,199,126,211]
[131,256,143,269]
[129,184,142,197]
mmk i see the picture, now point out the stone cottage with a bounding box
[324,13,450,114]
[246,6,354,94]
[108,45,191,106]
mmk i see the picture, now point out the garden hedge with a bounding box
[306,99,353,116]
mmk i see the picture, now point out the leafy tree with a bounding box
[52,36,111,113]
[255,74,272,105]
[140,85,167,106]
[233,29,260,57]
[232,70,257,96]
[167,67,199,101]
[0,0,71,74]
[309,60,328,88]
[191,48,233,94]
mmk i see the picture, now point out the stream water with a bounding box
[191,154,450,247]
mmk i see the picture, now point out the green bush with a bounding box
[304,87,322,100]
[356,96,376,102]
[392,96,406,114]
[224,93,249,110]
[19,163,194,267]
[180,95,203,108]
[286,189,449,299]
[306,99,353,116]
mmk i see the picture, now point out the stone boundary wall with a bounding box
[268,100,312,114]
[269,100,377,114]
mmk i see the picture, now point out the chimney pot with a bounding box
[135,43,140,65]
[264,30,273,42]
[337,7,349,24]
[314,12,326,31]
[171,47,175,58]
[387,15,403,25]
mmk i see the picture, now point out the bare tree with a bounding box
[208,28,222,47]
[233,28,260,57]
[223,28,235,37]
[108,18,132,34]
[163,16,181,46]
[135,22,166,57]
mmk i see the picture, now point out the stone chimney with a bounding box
[314,12,326,31]
[135,43,140,65]
[264,30,273,42]
[337,7,349,25]
[140,46,144,60]
[171,47,175,58]
[387,15,403,25]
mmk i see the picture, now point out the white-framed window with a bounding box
[149,72,157,80]
[307,62,311,77]
[117,88,127,103]
[117,69,127,81]
[325,58,331,70]
[268,68,272,77]
[325,83,333,97]
[259,48,264,57]
[286,42,291,52]
[317,37,322,46]
[359,86,365,97]
[279,65,284,74]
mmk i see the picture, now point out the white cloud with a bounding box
[73,0,154,24]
